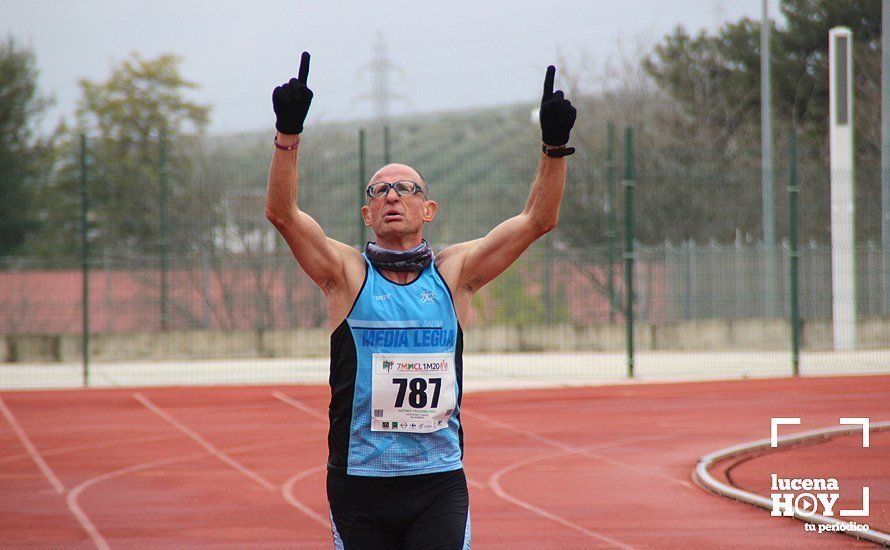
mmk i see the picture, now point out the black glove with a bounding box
[272,51,314,135]
[539,65,576,156]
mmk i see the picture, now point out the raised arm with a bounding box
[265,52,355,292]
[442,65,577,293]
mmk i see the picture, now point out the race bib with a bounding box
[370,352,456,433]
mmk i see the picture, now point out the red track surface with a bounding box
[1,375,887,548]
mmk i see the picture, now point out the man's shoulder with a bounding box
[328,238,364,266]
[435,240,481,292]
[322,238,365,293]
[435,241,472,269]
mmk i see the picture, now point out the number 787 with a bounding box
[392,377,442,409]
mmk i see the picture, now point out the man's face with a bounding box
[361,164,437,242]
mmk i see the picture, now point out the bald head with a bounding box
[370,163,426,191]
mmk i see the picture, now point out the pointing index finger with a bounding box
[543,65,555,100]
[298,51,310,83]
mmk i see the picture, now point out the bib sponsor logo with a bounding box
[419,290,438,303]
[392,358,450,373]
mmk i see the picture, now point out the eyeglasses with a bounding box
[365,180,426,199]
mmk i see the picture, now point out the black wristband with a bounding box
[542,144,575,158]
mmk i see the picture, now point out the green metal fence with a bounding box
[1,116,888,387]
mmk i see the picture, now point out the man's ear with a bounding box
[423,200,438,222]
[361,204,372,226]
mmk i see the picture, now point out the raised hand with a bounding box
[539,65,576,156]
[272,51,314,135]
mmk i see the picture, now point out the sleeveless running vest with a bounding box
[327,254,464,477]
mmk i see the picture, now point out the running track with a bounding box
[1,375,887,548]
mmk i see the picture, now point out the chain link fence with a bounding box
[1,114,889,386]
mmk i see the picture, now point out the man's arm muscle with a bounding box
[449,155,566,293]
[442,64,574,295]
[265,140,353,291]
[266,52,360,293]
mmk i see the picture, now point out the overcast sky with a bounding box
[3,0,780,135]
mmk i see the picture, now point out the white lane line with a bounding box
[67,451,206,550]
[0,434,182,465]
[0,396,65,494]
[271,390,338,530]
[488,439,652,549]
[281,464,329,527]
[467,409,696,490]
[133,393,276,491]
[271,391,328,421]
[67,438,295,550]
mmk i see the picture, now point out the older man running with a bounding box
[265,51,576,549]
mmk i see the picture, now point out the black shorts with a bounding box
[326,468,470,550]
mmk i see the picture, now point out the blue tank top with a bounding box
[327,254,464,477]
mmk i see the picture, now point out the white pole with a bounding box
[761,0,776,317]
[882,0,890,315]
[829,27,856,350]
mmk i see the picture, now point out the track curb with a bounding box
[693,421,890,547]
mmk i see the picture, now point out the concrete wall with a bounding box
[4,318,889,362]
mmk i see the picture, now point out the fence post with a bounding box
[664,240,673,320]
[79,134,90,387]
[709,239,719,318]
[683,239,693,320]
[606,122,617,323]
[647,245,654,323]
[358,128,367,248]
[623,127,635,378]
[158,129,169,331]
[867,240,878,318]
[102,248,111,313]
[789,128,800,376]
[734,236,743,318]
[809,240,819,318]
[202,248,211,329]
